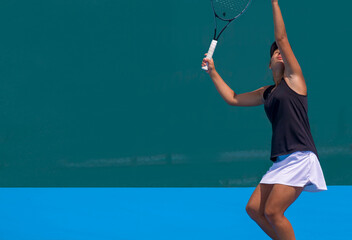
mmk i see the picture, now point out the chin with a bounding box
[273,63,284,71]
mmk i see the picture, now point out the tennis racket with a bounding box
[202,0,252,71]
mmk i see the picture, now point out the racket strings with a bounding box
[213,0,250,20]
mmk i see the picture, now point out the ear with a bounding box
[268,56,273,69]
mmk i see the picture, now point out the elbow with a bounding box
[228,99,239,106]
[227,94,238,106]
[275,35,288,44]
[227,101,237,106]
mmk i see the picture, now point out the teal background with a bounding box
[0,0,351,186]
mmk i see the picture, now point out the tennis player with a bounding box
[202,0,327,239]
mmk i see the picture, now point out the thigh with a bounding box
[265,184,304,215]
[247,184,274,214]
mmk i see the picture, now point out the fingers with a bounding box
[202,58,210,67]
[202,59,208,67]
[201,53,214,71]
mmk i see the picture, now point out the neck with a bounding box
[272,71,284,85]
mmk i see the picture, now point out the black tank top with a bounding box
[263,79,318,162]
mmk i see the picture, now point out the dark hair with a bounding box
[270,41,278,58]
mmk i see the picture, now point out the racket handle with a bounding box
[202,40,218,71]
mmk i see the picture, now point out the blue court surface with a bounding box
[0,186,350,240]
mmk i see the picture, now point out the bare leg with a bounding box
[264,184,303,240]
[246,184,279,240]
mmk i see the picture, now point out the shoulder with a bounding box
[262,85,275,101]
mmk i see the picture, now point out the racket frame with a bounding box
[202,0,252,71]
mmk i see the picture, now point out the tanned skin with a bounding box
[201,1,306,239]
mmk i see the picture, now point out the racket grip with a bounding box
[202,40,218,71]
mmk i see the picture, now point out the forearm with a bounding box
[272,1,287,42]
[209,70,236,105]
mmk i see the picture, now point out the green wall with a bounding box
[0,0,351,186]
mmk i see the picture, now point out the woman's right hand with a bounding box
[202,54,216,74]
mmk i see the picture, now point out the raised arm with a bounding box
[272,0,307,95]
[202,56,269,106]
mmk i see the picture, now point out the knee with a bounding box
[246,203,263,220]
[264,207,282,224]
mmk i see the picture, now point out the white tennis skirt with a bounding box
[260,151,327,192]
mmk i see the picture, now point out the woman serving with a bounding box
[202,1,327,239]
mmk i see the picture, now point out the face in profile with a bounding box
[269,49,285,71]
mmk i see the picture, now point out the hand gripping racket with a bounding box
[202,0,252,71]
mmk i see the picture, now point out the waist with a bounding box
[276,151,315,162]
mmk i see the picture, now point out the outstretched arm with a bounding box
[202,56,269,106]
[272,0,307,95]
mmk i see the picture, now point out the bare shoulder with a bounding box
[253,85,272,99]
[255,85,272,93]
[261,85,275,102]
